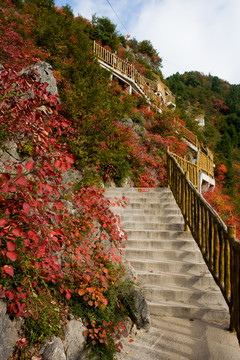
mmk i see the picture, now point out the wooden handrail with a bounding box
[93,41,161,104]
[168,148,214,190]
[174,120,198,147]
[198,151,214,178]
[167,150,240,343]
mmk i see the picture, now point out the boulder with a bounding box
[63,319,86,360]
[21,61,58,97]
[134,290,151,330]
[40,337,66,360]
[0,301,22,360]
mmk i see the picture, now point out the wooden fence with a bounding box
[168,148,214,190]
[93,41,160,104]
[174,120,199,147]
[167,150,240,342]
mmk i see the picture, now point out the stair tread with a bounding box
[141,283,224,294]
[147,299,228,311]
[136,269,213,278]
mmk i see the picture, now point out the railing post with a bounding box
[228,225,236,332]
[185,171,190,231]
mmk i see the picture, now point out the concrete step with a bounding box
[125,229,193,240]
[121,248,205,263]
[112,208,182,216]
[115,202,180,210]
[126,259,208,275]
[136,270,219,289]
[108,195,178,203]
[141,284,227,306]
[120,214,184,223]
[105,187,171,194]
[125,239,199,251]
[121,222,184,231]
[148,301,229,326]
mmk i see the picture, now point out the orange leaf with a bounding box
[78,289,85,296]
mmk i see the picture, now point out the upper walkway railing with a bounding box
[167,150,240,343]
[168,148,214,191]
[174,120,199,148]
[93,41,162,104]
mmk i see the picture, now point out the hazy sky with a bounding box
[54,0,240,84]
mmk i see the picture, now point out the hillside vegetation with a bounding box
[0,0,188,359]
[1,0,240,358]
[167,72,240,233]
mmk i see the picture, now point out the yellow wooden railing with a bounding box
[168,148,214,190]
[167,150,240,343]
[93,41,160,104]
[198,150,214,178]
[174,120,199,147]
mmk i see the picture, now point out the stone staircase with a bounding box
[105,187,229,326]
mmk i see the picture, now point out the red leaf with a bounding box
[6,251,18,261]
[66,154,76,164]
[15,176,28,186]
[7,241,16,251]
[61,121,69,127]
[3,265,14,276]
[0,219,7,227]
[12,227,22,237]
[66,292,71,300]
[23,203,30,214]
[110,248,115,255]
[54,159,61,169]
[25,161,35,171]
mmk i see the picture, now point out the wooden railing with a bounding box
[169,151,199,189]
[168,148,214,190]
[167,150,240,343]
[93,41,160,104]
[198,150,214,178]
[174,120,199,147]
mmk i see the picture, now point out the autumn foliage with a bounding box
[0,0,191,358]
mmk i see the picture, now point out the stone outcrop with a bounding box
[0,301,22,360]
[20,61,58,97]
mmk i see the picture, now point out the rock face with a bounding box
[134,290,151,330]
[41,337,67,360]
[63,319,86,360]
[39,319,86,360]
[21,61,58,97]
[0,301,22,360]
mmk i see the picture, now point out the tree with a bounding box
[90,15,119,52]
[211,76,221,94]
[138,40,162,68]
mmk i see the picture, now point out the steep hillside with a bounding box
[0,0,188,359]
[167,71,240,233]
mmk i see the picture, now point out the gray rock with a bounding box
[0,301,22,360]
[134,290,151,330]
[21,61,58,97]
[62,169,82,187]
[63,319,85,360]
[41,336,66,360]
[0,141,20,173]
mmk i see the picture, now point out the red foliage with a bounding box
[0,6,48,71]
[0,68,127,348]
[203,164,240,238]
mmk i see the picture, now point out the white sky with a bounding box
[54,0,240,85]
